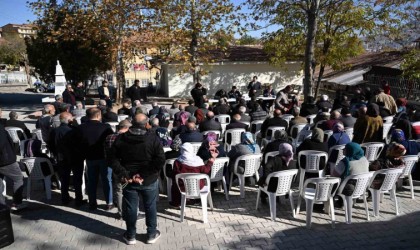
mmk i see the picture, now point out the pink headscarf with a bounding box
[179,111,189,126]
[278,143,293,166]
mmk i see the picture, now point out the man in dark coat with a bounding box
[260,109,288,139]
[62,84,76,107]
[190,83,207,108]
[127,80,142,105]
[5,111,31,138]
[98,80,115,108]
[179,122,203,143]
[73,82,86,108]
[247,76,261,97]
[226,114,249,131]
[199,111,222,133]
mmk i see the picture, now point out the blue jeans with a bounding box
[86,159,113,205]
[123,180,158,238]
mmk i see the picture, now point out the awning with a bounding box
[322,68,369,86]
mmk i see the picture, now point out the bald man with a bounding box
[36,104,56,143]
[199,111,222,133]
[260,109,288,139]
[109,112,165,245]
[179,122,202,143]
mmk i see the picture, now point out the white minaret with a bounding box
[54,60,66,96]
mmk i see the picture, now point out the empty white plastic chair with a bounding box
[344,127,354,141]
[368,168,404,217]
[5,127,27,144]
[360,142,385,162]
[215,115,230,124]
[256,169,298,221]
[400,155,419,199]
[21,157,56,200]
[306,114,317,125]
[163,158,176,202]
[296,177,341,228]
[336,172,374,224]
[210,157,230,200]
[298,150,328,191]
[224,128,245,152]
[106,122,119,133]
[175,173,213,223]
[229,153,262,198]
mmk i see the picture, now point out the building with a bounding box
[0,23,37,39]
[160,46,303,98]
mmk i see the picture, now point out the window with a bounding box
[141,79,148,87]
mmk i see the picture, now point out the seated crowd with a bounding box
[1,84,420,244]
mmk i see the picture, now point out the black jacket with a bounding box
[300,103,319,117]
[260,117,288,138]
[185,105,198,115]
[148,107,160,117]
[49,123,81,164]
[76,120,113,160]
[36,115,53,143]
[213,104,230,115]
[110,128,165,185]
[74,87,85,101]
[127,85,142,102]
[226,121,249,131]
[179,130,203,143]
[0,125,17,167]
[199,119,222,133]
[102,111,119,123]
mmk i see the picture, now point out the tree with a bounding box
[248,0,413,100]
[150,0,242,84]
[0,34,32,86]
[401,48,420,80]
[238,34,259,45]
[29,0,154,101]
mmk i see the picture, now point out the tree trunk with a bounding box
[303,0,320,101]
[314,63,325,98]
[115,46,126,103]
[190,0,200,84]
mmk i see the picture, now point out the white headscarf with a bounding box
[321,94,329,101]
[177,143,205,167]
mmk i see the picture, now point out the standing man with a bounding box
[247,76,261,98]
[127,80,142,106]
[74,82,86,108]
[110,113,165,245]
[98,80,114,108]
[77,108,114,210]
[62,84,76,108]
[0,124,26,211]
[49,112,86,206]
[36,104,55,144]
[190,83,207,108]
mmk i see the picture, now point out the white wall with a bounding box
[162,61,303,98]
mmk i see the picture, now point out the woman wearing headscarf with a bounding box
[227,132,261,186]
[197,132,226,162]
[156,127,172,147]
[328,122,351,148]
[156,106,170,128]
[332,142,369,206]
[172,111,190,138]
[352,103,383,144]
[384,142,406,169]
[170,143,218,208]
[194,108,205,125]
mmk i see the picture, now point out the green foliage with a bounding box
[0,34,27,66]
[238,35,259,45]
[401,49,420,80]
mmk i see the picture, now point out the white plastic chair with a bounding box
[106,122,119,133]
[298,150,328,191]
[175,173,213,223]
[281,114,294,126]
[163,147,172,153]
[336,172,374,224]
[383,116,394,124]
[306,114,317,125]
[229,153,262,198]
[400,155,419,199]
[21,157,55,200]
[202,130,221,141]
[163,158,176,202]
[250,120,264,134]
[32,129,48,153]
[383,123,392,141]
[328,145,345,167]
[215,115,230,124]
[323,130,333,142]
[314,120,325,129]
[344,127,354,141]
[118,115,128,122]
[290,124,310,150]
[189,142,202,155]
[256,169,298,221]
[264,151,279,166]
[2,179,6,196]
[5,127,27,144]
[210,157,230,200]
[368,168,404,217]
[360,142,385,162]
[296,177,341,229]
[224,128,245,152]
[266,126,286,139]
[75,116,82,125]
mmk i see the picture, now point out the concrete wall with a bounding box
[161,61,303,98]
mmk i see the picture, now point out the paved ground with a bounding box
[3,180,420,250]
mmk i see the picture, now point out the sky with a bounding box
[0,0,276,38]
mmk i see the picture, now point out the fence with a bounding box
[0,72,33,84]
[364,75,420,102]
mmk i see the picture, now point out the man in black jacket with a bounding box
[127,80,142,105]
[98,80,115,108]
[260,109,288,139]
[179,122,203,143]
[226,114,249,131]
[0,125,26,210]
[110,113,165,245]
[190,83,207,108]
[77,108,114,210]
[73,82,86,108]
[5,111,31,138]
[199,111,222,133]
[49,112,85,206]
[185,100,198,115]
